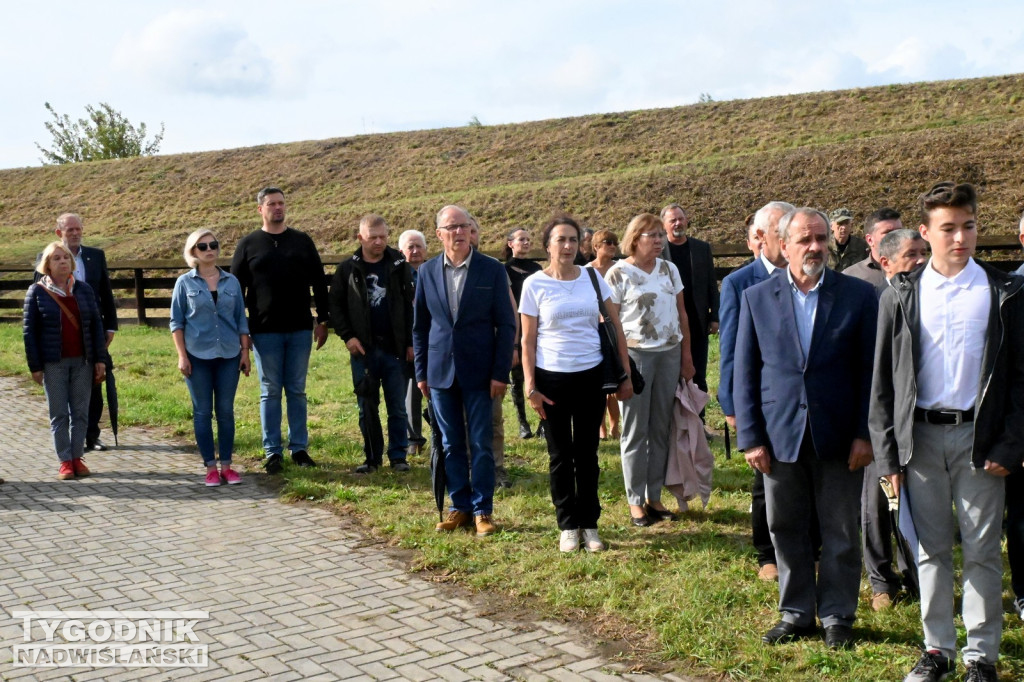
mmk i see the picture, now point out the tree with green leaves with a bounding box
[35,102,165,164]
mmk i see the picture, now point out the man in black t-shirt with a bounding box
[330,215,415,473]
[231,187,330,474]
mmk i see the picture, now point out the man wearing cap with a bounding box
[827,208,868,273]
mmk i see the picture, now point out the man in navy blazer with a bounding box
[54,213,118,451]
[718,201,792,581]
[414,205,516,538]
[735,207,877,650]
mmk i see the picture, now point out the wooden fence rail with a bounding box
[2,237,1022,326]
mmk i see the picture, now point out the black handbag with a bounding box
[585,268,645,395]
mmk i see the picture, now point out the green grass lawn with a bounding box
[3,323,1023,680]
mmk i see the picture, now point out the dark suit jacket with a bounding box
[667,236,719,335]
[717,257,771,416]
[34,245,118,331]
[413,251,516,391]
[734,268,877,462]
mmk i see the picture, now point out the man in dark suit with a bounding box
[662,204,719,397]
[735,207,877,650]
[718,201,793,581]
[413,205,516,538]
[55,213,118,451]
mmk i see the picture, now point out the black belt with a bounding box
[913,406,974,425]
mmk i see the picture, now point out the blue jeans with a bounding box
[350,346,409,466]
[431,383,495,516]
[252,331,312,458]
[42,357,92,462]
[184,353,240,466]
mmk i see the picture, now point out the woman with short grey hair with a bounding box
[170,229,251,486]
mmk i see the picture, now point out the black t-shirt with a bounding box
[364,258,394,352]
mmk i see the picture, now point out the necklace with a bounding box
[547,266,579,294]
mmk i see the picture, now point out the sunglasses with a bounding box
[600,239,618,246]
[196,241,220,252]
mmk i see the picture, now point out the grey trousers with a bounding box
[765,432,863,628]
[907,421,1004,664]
[42,357,93,463]
[619,345,680,506]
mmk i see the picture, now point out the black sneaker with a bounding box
[291,450,316,468]
[264,454,283,475]
[903,650,954,682]
[964,660,997,682]
[391,461,410,472]
[354,463,378,474]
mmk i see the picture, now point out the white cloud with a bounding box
[113,10,300,97]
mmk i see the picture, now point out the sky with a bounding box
[6,0,1024,169]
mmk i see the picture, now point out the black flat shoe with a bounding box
[644,504,677,522]
[761,620,817,645]
[630,515,651,527]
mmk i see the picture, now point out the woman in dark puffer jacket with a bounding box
[23,241,107,480]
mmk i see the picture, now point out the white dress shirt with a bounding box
[916,258,990,410]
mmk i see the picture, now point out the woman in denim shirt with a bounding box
[170,229,251,486]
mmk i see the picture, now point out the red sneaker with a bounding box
[72,458,90,477]
[58,461,75,480]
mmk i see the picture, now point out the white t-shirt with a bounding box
[519,268,611,373]
[604,258,684,350]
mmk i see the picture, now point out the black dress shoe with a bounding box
[761,620,817,645]
[823,624,854,650]
[89,439,108,452]
[355,463,378,474]
[630,515,651,527]
[291,450,316,468]
[391,461,410,472]
[644,504,677,522]
[264,454,283,475]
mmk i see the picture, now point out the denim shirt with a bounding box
[170,268,249,360]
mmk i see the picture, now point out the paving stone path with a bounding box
[0,376,692,681]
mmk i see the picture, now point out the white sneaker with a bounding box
[559,529,580,553]
[581,528,605,552]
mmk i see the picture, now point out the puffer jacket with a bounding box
[23,280,106,372]
[869,260,1024,475]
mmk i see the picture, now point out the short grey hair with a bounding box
[398,229,426,250]
[660,203,686,221]
[752,201,795,234]
[56,212,83,230]
[436,204,471,229]
[878,229,923,261]
[778,207,829,243]
[183,229,217,268]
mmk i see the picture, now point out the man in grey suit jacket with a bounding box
[662,204,719,398]
[736,207,877,651]
[55,213,118,451]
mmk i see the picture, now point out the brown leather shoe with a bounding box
[474,514,497,537]
[757,563,779,581]
[435,510,473,532]
[870,592,893,611]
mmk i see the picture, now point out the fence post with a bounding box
[134,268,147,325]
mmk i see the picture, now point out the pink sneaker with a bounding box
[204,469,222,487]
[221,468,241,485]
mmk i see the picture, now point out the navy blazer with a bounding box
[413,250,516,391]
[717,257,771,416]
[734,268,877,462]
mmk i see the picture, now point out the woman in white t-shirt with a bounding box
[605,213,695,528]
[520,215,632,553]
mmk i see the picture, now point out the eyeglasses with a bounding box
[638,232,665,239]
[440,223,473,232]
[600,240,618,246]
[196,241,220,252]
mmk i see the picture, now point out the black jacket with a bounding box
[329,246,414,354]
[23,281,106,372]
[869,260,1024,474]
[666,236,719,335]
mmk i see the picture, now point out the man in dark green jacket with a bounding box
[330,214,415,473]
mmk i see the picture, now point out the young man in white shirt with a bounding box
[870,182,1024,682]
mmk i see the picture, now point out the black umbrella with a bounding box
[881,477,920,600]
[103,351,119,447]
[723,420,731,459]
[425,400,447,521]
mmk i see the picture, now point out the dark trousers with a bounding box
[862,458,905,594]
[509,363,533,434]
[536,364,605,530]
[689,328,709,394]
[1007,470,1024,599]
[754,466,822,566]
[86,350,111,446]
[765,431,863,628]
